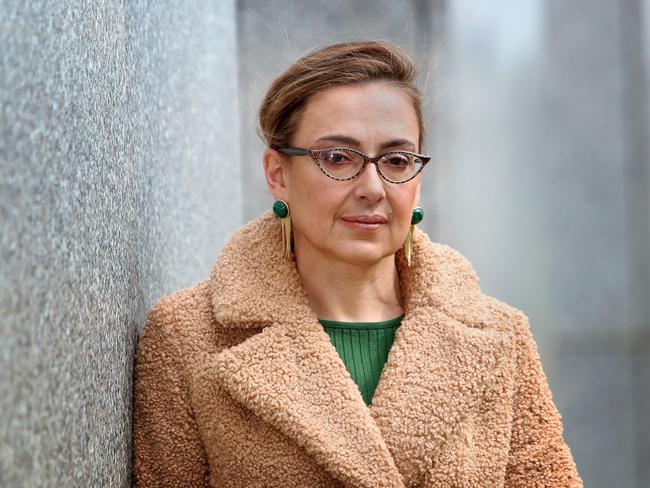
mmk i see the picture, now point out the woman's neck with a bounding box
[295,249,404,323]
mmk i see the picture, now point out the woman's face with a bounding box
[265,81,422,267]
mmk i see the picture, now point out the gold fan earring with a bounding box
[404,207,424,266]
[272,199,293,258]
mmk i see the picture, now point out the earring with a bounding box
[404,207,424,267]
[272,199,293,258]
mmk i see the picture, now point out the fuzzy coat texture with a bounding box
[133,210,583,488]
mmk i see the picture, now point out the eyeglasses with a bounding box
[276,146,431,184]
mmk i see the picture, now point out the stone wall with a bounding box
[0,1,240,486]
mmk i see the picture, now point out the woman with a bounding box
[133,41,583,487]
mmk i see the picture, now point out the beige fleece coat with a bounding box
[132,210,583,487]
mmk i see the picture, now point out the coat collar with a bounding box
[207,211,513,488]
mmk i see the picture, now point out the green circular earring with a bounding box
[411,207,424,225]
[273,199,289,219]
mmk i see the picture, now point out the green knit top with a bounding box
[318,314,405,406]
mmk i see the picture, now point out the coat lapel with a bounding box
[207,211,513,488]
[209,314,404,488]
[368,306,513,487]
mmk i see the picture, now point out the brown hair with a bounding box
[259,40,424,151]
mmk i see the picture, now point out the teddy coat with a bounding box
[132,210,583,488]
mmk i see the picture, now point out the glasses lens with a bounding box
[378,152,424,183]
[313,148,365,179]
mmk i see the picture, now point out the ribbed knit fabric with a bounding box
[318,314,404,406]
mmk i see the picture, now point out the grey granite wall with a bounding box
[0,1,240,486]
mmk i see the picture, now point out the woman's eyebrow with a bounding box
[379,138,416,150]
[314,134,360,146]
[314,134,415,149]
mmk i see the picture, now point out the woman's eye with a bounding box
[386,155,411,167]
[323,151,351,163]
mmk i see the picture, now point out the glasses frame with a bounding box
[276,146,431,184]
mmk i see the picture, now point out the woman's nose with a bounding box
[353,161,386,202]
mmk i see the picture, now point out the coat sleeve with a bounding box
[504,312,583,487]
[133,297,209,487]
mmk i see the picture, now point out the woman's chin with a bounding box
[329,242,396,267]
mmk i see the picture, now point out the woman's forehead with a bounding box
[298,83,419,145]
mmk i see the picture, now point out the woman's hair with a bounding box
[259,40,424,151]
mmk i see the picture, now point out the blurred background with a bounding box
[1,0,648,486]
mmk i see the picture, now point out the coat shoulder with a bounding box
[140,281,215,346]
[415,236,483,294]
[478,292,539,354]
[420,238,527,337]
[139,281,258,370]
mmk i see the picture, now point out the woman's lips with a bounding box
[342,221,385,231]
[340,215,387,232]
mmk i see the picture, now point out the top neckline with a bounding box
[318,313,405,330]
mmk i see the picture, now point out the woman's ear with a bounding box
[263,148,290,201]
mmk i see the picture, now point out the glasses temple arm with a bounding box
[276,147,310,156]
